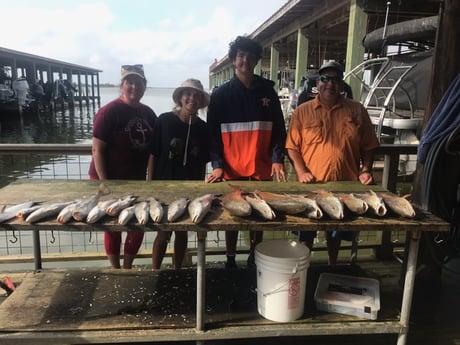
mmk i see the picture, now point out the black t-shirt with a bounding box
[150,112,209,180]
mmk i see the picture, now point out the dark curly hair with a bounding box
[228,36,263,61]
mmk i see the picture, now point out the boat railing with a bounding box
[0,143,417,270]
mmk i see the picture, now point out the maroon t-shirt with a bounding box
[88,98,157,180]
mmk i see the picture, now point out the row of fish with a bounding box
[220,184,416,220]
[0,184,416,225]
[0,184,214,225]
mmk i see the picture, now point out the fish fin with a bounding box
[227,183,246,193]
[313,189,330,196]
[98,182,111,195]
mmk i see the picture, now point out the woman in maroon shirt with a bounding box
[89,64,157,269]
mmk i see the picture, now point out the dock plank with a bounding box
[0,264,403,343]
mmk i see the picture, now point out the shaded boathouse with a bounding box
[209,0,439,95]
[0,46,102,110]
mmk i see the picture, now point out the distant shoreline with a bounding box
[100,84,174,90]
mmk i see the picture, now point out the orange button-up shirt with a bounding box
[285,96,379,182]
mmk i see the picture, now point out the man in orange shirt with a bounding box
[286,61,379,264]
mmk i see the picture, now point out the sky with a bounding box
[1,0,287,89]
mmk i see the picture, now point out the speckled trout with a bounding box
[106,195,137,217]
[86,198,118,223]
[57,199,83,224]
[71,183,111,222]
[118,205,136,225]
[134,201,150,224]
[167,197,189,222]
[147,197,164,223]
[188,194,213,224]
[26,201,75,223]
[0,201,36,223]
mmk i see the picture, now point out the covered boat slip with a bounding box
[0,180,450,345]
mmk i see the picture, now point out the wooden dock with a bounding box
[1,257,459,345]
[0,179,453,345]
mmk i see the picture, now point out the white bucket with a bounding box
[255,239,310,322]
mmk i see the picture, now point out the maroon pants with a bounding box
[104,231,145,256]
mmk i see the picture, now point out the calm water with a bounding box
[0,86,178,145]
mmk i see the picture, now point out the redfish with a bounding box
[309,190,344,220]
[357,190,387,217]
[287,194,323,219]
[221,184,252,217]
[336,192,369,215]
[380,193,416,218]
[253,190,308,215]
[244,193,276,220]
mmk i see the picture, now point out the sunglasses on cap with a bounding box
[319,75,341,84]
[121,64,144,74]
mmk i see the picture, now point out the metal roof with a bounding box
[0,46,102,74]
[210,0,440,74]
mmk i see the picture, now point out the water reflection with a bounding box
[0,105,94,144]
[0,87,175,186]
[1,86,175,145]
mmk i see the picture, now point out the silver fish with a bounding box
[254,190,308,215]
[71,183,111,221]
[118,205,136,225]
[244,193,276,220]
[380,193,416,218]
[134,201,150,225]
[86,198,118,223]
[288,194,323,219]
[358,190,387,216]
[188,194,213,224]
[106,195,137,217]
[336,192,369,215]
[311,190,344,220]
[57,201,80,224]
[4,201,36,214]
[0,201,36,223]
[25,201,75,223]
[17,205,43,220]
[167,198,189,222]
[148,197,164,223]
